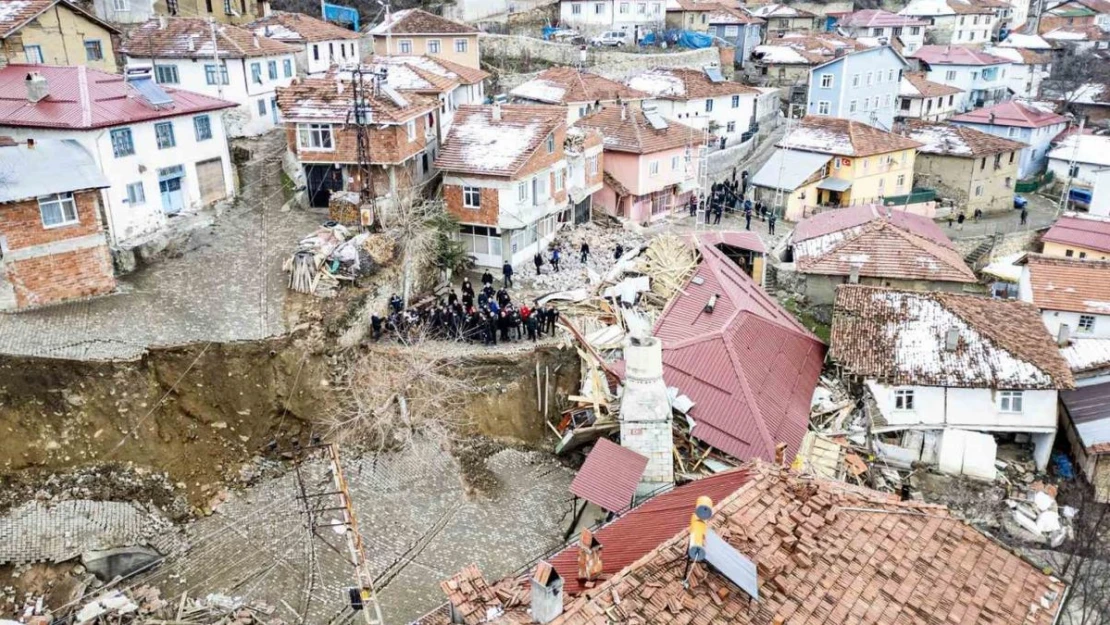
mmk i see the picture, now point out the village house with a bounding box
[0,65,237,249]
[831,284,1074,475]
[510,67,650,125]
[704,5,763,67]
[369,54,489,138]
[1060,381,1110,500]
[1041,213,1110,260]
[435,104,588,267]
[0,0,119,72]
[1047,133,1110,189]
[779,204,977,305]
[563,125,606,222]
[835,9,928,54]
[1048,82,1110,126]
[897,71,965,121]
[898,0,1000,44]
[748,32,866,90]
[909,45,1012,113]
[276,72,439,210]
[1037,0,1110,36]
[904,120,1025,215]
[1041,24,1110,51]
[664,0,740,32]
[574,103,701,223]
[750,117,921,221]
[805,44,908,130]
[0,138,116,311]
[625,66,761,146]
[415,462,1068,625]
[150,0,269,24]
[248,11,360,76]
[367,8,480,69]
[984,45,1052,99]
[556,0,665,38]
[747,3,818,34]
[122,17,298,137]
[951,100,1070,179]
[1019,253,1110,343]
[651,237,825,460]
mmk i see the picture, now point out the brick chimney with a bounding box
[576,529,603,582]
[530,561,563,623]
[25,72,48,103]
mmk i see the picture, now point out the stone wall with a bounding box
[952,227,1048,259]
[480,34,724,82]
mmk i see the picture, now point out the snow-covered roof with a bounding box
[511,79,567,104]
[1050,82,1109,105]
[982,252,1025,282]
[749,148,831,191]
[1062,338,1110,374]
[751,44,810,64]
[999,33,1054,49]
[1048,134,1110,167]
[899,0,956,17]
[904,120,1027,157]
[779,117,921,157]
[435,104,565,177]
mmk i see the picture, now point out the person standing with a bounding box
[481,269,494,288]
[744,206,752,231]
[768,211,777,236]
[551,246,561,271]
[461,277,474,299]
[1020,207,1028,225]
[546,304,560,334]
[688,194,698,217]
[533,251,544,275]
[614,244,624,260]
[956,212,966,231]
[525,312,538,341]
[580,241,590,263]
[502,261,514,288]
[713,205,722,225]
[389,294,403,314]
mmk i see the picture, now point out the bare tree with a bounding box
[1043,48,1110,113]
[1057,484,1110,625]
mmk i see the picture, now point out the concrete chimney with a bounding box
[187,34,196,51]
[253,34,260,48]
[1058,323,1071,347]
[576,529,603,582]
[848,265,860,284]
[530,562,563,623]
[157,14,166,28]
[25,72,48,104]
[492,100,502,121]
[620,335,674,497]
[620,102,627,121]
[945,327,959,351]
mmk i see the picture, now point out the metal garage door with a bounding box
[196,158,227,204]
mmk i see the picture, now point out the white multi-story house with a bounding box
[831,285,1075,476]
[122,17,298,137]
[899,0,999,44]
[0,65,237,248]
[249,11,360,76]
[836,9,928,54]
[909,45,1012,112]
[1020,253,1110,342]
[897,71,965,121]
[558,0,665,38]
[984,45,1052,98]
[626,67,760,145]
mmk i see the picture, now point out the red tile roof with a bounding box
[1043,215,1110,254]
[792,204,953,248]
[366,8,477,35]
[510,67,650,105]
[900,71,965,98]
[910,44,1011,65]
[568,439,648,513]
[122,17,299,58]
[905,119,1029,156]
[275,74,438,125]
[573,104,703,154]
[688,230,767,254]
[435,104,566,177]
[426,462,1068,625]
[779,117,922,157]
[950,100,1070,128]
[248,11,361,42]
[704,4,764,23]
[0,64,235,130]
[624,67,762,100]
[839,9,928,27]
[0,0,117,37]
[653,242,825,462]
[1021,253,1110,314]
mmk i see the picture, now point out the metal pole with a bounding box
[209,17,223,99]
[1057,116,1084,218]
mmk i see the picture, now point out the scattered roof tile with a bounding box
[748,3,815,17]
[626,67,762,100]
[779,117,922,157]
[1021,253,1110,315]
[249,11,360,43]
[573,104,703,154]
[122,17,299,58]
[439,565,503,625]
[511,67,649,105]
[704,3,763,23]
[950,99,1069,127]
[366,8,477,35]
[899,71,965,98]
[1043,215,1110,255]
[904,119,1028,156]
[831,285,1074,389]
[568,439,648,513]
[435,104,565,177]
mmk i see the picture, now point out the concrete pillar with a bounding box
[620,335,674,498]
[1032,430,1056,473]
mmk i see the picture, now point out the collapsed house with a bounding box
[829,285,1075,477]
[415,461,1068,625]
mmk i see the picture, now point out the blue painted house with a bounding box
[950,100,1070,179]
[806,45,907,130]
[705,6,764,68]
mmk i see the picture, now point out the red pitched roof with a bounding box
[568,439,647,513]
[652,242,825,463]
[1043,215,1110,254]
[792,203,953,248]
[950,99,1070,128]
[0,64,236,130]
[122,17,299,58]
[688,230,767,254]
[839,9,928,27]
[1022,253,1110,314]
[910,44,1011,65]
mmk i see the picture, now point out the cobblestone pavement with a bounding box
[0,132,324,361]
[133,442,575,625]
[941,192,1059,240]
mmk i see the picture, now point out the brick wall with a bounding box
[5,245,115,309]
[285,113,433,165]
[515,122,567,180]
[445,182,500,225]
[0,191,103,251]
[1038,14,1093,32]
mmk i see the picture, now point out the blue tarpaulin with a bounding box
[640,29,714,48]
[322,3,359,31]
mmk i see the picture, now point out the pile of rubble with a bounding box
[283,223,393,297]
[518,223,644,294]
[18,585,289,625]
[1006,480,1075,547]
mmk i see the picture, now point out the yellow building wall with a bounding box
[819,148,916,207]
[1,4,117,71]
[372,34,480,69]
[1042,241,1110,260]
[153,0,266,24]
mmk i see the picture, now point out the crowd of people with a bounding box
[370,270,561,346]
[686,177,777,235]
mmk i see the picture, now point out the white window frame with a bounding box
[848,100,857,113]
[455,38,468,53]
[587,155,598,175]
[866,71,873,86]
[427,39,441,54]
[154,64,179,84]
[399,39,413,54]
[126,181,145,205]
[894,389,914,411]
[649,160,660,176]
[406,119,417,141]
[297,123,334,150]
[946,70,957,81]
[555,168,565,191]
[820,73,833,88]
[518,181,528,202]
[38,192,79,228]
[546,133,555,153]
[817,100,831,115]
[726,121,736,132]
[851,73,860,87]
[572,2,581,13]
[731,94,740,108]
[671,155,679,170]
[463,186,481,208]
[999,390,1023,413]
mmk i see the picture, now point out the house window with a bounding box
[268,60,278,80]
[283,58,293,77]
[726,121,736,132]
[901,98,910,111]
[126,182,145,205]
[910,26,920,34]
[851,73,860,87]
[820,73,833,88]
[587,155,598,175]
[110,128,135,157]
[896,174,905,189]
[724,25,738,36]
[946,70,957,81]
[194,115,212,141]
[155,122,176,149]
[999,390,1023,413]
[652,2,660,12]
[518,181,528,202]
[1005,176,1012,186]
[406,119,416,140]
[38,192,79,228]
[251,62,262,84]
[572,2,581,13]
[948,95,954,106]
[866,72,873,86]
[637,2,645,12]
[671,155,680,170]
[166,0,177,13]
[883,94,891,107]
[546,133,555,153]
[705,99,714,112]
[399,39,413,54]
[312,44,320,60]
[894,388,914,411]
[650,160,660,176]
[817,101,830,115]
[455,38,468,53]
[887,69,895,81]
[463,186,481,208]
[205,64,230,85]
[428,39,441,54]
[25,45,43,63]
[257,99,266,116]
[85,40,104,61]
[974,184,983,196]
[297,123,334,149]
[154,65,179,84]
[872,27,883,36]
[113,0,129,9]
[731,94,740,108]
[223,0,231,12]
[1079,315,1096,333]
[596,2,604,13]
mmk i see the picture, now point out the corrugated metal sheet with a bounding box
[1063,381,1110,450]
[749,148,829,192]
[569,439,648,513]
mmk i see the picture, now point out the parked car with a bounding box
[590,30,629,46]
[1013,195,1028,209]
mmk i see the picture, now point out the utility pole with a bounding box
[773,103,800,222]
[209,17,223,98]
[348,64,378,229]
[1057,116,1085,217]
